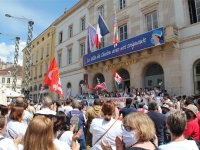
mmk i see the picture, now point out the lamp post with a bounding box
[0,33,20,92]
[5,14,34,101]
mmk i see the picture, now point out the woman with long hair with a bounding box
[24,115,70,150]
[90,100,122,150]
[7,105,27,139]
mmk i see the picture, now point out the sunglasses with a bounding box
[121,124,134,132]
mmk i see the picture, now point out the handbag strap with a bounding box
[93,119,117,146]
[57,130,65,139]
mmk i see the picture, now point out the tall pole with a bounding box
[24,21,34,101]
[12,37,20,92]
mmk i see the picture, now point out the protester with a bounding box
[28,101,36,114]
[90,100,122,150]
[35,96,56,116]
[137,102,147,113]
[159,110,198,150]
[0,105,8,120]
[7,105,27,139]
[64,99,73,115]
[183,104,199,141]
[23,115,71,150]
[119,98,137,117]
[67,100,86,150]
[101,112,157,150]
[53,111,80,149]
[0,115,23,150]
[85,99,103,150]
[147,101,167,146]
[161,104,170,117]
[21,102,31,127]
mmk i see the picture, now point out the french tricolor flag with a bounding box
[95,14,110,49]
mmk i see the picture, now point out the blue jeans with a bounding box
[78,139,86,150]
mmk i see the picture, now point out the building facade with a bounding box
[83,0,200,96]
[21,26,56,101]
[0,65,22,93]
[53,0,89,99]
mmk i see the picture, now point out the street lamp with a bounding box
[5,14,34,101]
[0,32,20,92]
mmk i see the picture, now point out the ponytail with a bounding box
[104,114,111,121]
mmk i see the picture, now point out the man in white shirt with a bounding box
[35,96,56,116]
[159,110,198,150]
[63,99,72,115]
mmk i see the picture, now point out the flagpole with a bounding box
[114,79,118,91]
[37,92,41,104]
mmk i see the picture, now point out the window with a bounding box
[188,0,200,24]
[99,37,105,49]
[32,45,34,48]
[119,25,128,41]
[37,41,39,45]
[48,32,50,37]
[98,6,104,18]
[2,77,5,83]
[46,44,50,57]
[58,54,62,68]
[194,59,200,94]
[7,71,11,75]
[7,78,10,83]
[81,17,85,31]
[42,37,44,41]
[31,54,34,64]
[119,0,126,10]
[59,32,63,43]
[69,25,73,38]
[40,65,42,76]
[68,49,72,64]
[80,43,85,56]
[46,62,48,73]
[36,51,38,62]
[41,48,43,59]
[146,12,158,31]
[35,67,37,77]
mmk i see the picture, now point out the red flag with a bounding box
[44,58,64,98]
[114,71,122,84]
[87,82,107,91]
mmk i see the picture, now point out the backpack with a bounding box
[69,110,81,133]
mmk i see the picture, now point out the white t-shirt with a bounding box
[7,120,27,138]
[57,131,73,147]
[22,110,31,127]
[159,139,198,150]
[53,139,71,150]
[63,106,73,115]
[90,117,123,150]
[0,135,23,150]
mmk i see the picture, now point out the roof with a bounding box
[0,65,22,76]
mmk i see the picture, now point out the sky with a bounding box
[0,0,79,66]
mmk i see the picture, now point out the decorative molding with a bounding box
[77,36,86,43]
[137,51,141,57]
[157,45,164,51]
[57,49,62,54]
[88,0,100,9]
[66,43,73,50]
[170,42,180,49]
[146,48,152,54]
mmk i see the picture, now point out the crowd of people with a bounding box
[0,88,200,150]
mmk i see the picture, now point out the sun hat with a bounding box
[161,104,170,110]
[184,104,198,116]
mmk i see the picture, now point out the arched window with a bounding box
[194,60,200,94]
[145,64,164,76]
[30,86,33,91]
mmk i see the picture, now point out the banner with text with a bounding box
[83,27,164,66]
[101,97,134,108]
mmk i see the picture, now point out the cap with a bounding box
[152,30,162,37]
[161,104,170,110]
[184,104,198,116]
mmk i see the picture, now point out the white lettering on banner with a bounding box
[88,37,147,61]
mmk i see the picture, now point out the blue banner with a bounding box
[83,27,164,66]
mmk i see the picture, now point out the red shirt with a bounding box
[184,120,199,141]
[196,112,200,127]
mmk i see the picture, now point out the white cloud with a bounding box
[0,41,26,66]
